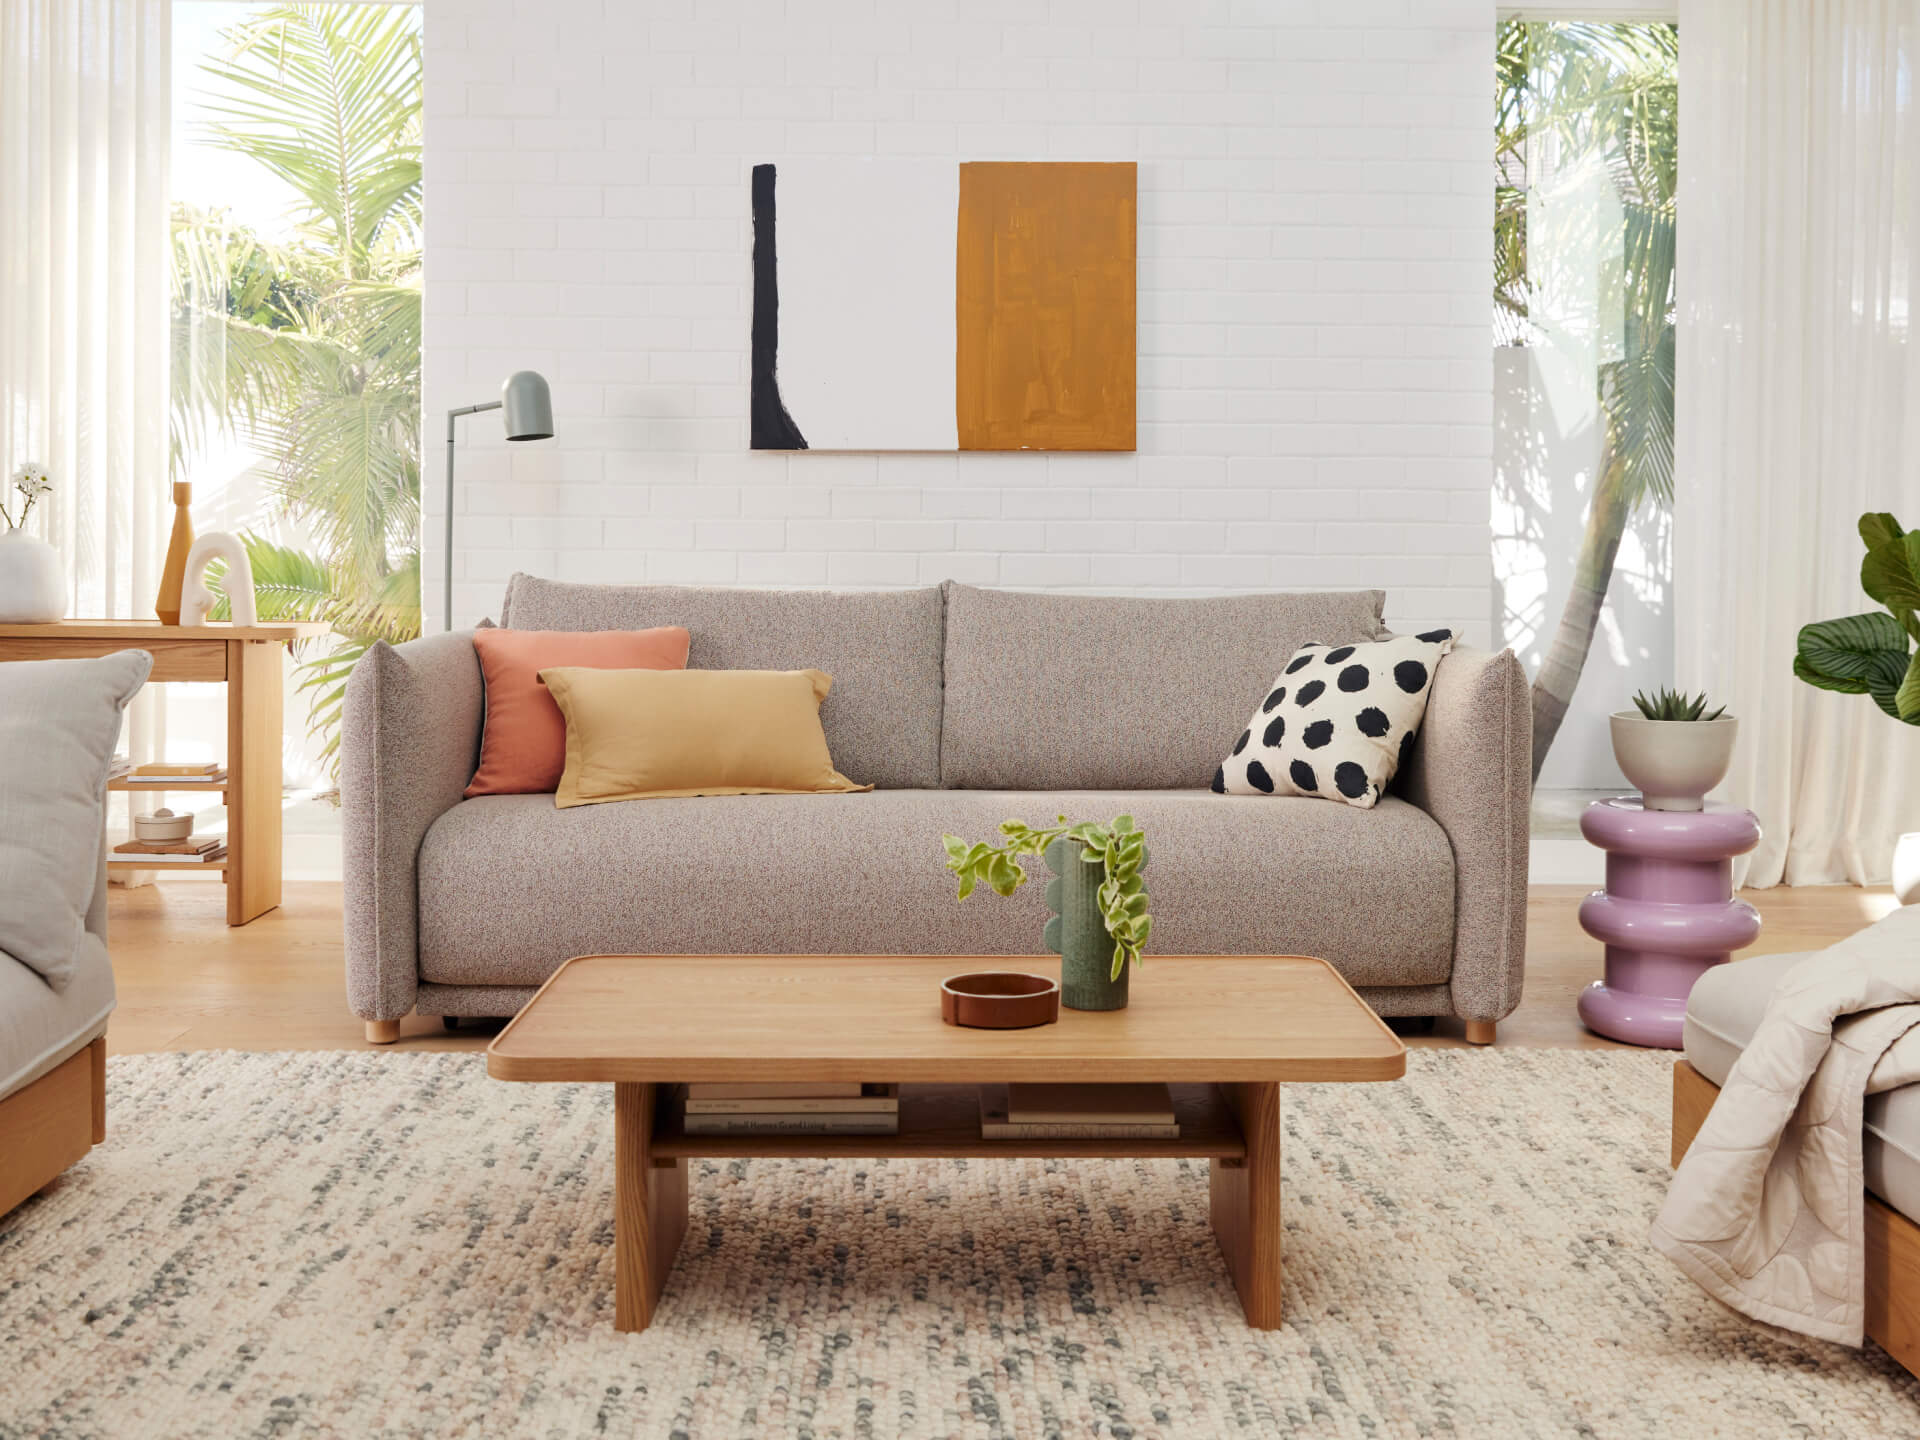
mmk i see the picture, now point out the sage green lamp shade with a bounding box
[502,370,553,441]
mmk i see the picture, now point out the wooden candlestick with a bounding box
[155,481,194,625]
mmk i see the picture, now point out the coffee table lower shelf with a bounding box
[648,1081,1247,1161]
[616,1079,1283,1334]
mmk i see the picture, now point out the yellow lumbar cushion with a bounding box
[538,666,871,808]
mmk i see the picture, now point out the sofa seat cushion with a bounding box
[499,575,945,789]
[1686,950,1920,1226]
[418,789,1456,993]
[0,935,114,1100]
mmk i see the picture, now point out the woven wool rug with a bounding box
[3,1051,1917,1439]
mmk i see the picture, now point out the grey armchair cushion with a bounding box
[500,574,945,789]
[0,649,151,990]
[939,583,1388,790]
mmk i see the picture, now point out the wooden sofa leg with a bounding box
[365,1020,401,1045]
[1464,1020,1497,1046]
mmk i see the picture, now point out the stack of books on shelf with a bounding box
[113,836,228,864]
[681,1082,900,1136]
[108,754,130,781]
[979,1083,1180,1140]
[120,761,227,786]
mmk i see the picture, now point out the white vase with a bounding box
[1609,712,1739,812]
[1894,832,1920,907]
[0,530,67,622]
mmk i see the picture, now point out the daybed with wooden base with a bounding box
[1673,950,1920,1376]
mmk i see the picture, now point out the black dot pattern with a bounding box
[1215,630,1457,808]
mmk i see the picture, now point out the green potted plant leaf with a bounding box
[942,815,1150,1011]
[1795,511,1920,901]
[1609,688,1737,813]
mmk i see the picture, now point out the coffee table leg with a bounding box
[614,1081,688,1333]
[1209,1081,1283,1328]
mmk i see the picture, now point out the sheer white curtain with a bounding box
[1676,0,1920,887]
[0,0,169,621]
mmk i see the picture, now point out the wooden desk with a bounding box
[0,620,332,925]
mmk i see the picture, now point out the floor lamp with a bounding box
[445,370,555,630]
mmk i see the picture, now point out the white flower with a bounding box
[11,461,50,499]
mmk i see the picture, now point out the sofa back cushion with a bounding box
[500,574,945,789]
[939,583,1387,789]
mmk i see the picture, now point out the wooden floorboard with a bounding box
[102,876,1901,1057]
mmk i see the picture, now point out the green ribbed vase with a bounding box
[1042,837,1129,1011]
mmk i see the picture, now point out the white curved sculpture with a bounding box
[179,530,257,628]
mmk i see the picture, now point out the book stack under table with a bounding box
[681,1082,900,1136]
[112,835,228,864]
[979,1083,1179,1139]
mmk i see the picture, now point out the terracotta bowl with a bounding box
[940,971,1060,1029]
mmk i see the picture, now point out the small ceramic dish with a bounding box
[133,807,194,843]
[940,971,1060,1029]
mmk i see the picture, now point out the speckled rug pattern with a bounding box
[2,1050,1917,1439]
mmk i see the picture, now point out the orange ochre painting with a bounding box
[956,162,1136,452]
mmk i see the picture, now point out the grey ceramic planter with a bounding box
[1042,836,1143,1011]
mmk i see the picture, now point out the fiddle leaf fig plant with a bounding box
[942,814,1151,981]
[1796,513,1920,725]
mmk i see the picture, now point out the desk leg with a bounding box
[1210,1081,1283,1328]
[615,1082,688,1333]
[226,639,284,925]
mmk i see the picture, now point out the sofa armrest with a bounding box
[342,631,484,1022]
[1398,644,1531,1023]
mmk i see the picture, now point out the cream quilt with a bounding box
[1651,903,1920,1346]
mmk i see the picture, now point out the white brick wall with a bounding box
[425,0,1494,643]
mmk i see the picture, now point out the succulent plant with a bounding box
[1630,688,1728,722]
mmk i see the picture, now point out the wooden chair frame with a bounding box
[0,1036,107,1217]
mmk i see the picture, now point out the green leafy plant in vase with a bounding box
[1795,513,1920,726]
[942,815,1150,1011]
[1796,512,1920,903]
[1610,686,1737,812]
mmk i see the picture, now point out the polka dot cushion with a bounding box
[1212,629,1457,808]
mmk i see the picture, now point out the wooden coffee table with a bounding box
[487,953,1404,1333]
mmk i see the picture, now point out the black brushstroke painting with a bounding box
[750,164,807,450]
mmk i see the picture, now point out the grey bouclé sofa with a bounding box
[343,577,1530,1043]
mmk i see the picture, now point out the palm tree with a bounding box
[1496,21,1678,779]
[169,4,423,777]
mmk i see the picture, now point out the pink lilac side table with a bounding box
[1576,797,1762,1049]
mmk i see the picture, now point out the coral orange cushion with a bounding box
[466,626,689,796]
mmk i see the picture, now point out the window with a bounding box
[1493,19,1678,788]
[171,2,423,787]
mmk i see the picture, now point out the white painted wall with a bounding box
[424,0,1494,643]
